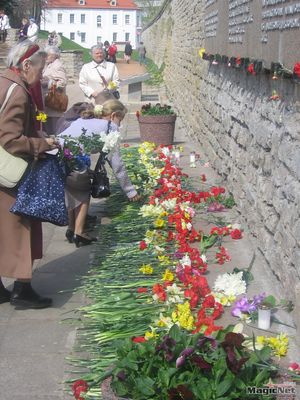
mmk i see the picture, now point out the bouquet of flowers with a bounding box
[58,129,121,173]
[57,137,91,174]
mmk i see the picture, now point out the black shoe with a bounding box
[10,281,52,309]
[73,234,97,248]
[65,229,74,243]
[0,280,11,304]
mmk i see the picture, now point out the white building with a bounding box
[42,0,141,49]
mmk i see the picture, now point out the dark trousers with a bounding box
[0,29,7,43]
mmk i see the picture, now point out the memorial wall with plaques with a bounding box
[204,0,300,69]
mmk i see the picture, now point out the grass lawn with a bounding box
[39,30,92,62]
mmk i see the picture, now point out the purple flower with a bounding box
[116,371,126,381]
[175,347,194,368]
[156,335,176,362]
[197,336,217,350]
[191,355,212,370]
[63,148,73,160]
[231,293,266,317]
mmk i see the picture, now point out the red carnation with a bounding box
[137,287,148,293]
[247,63,256,75]
[139,240,147,250]
[230,229,243,240]
[293,62,300,78]
[72,380,88,400]
[132,336,146,343]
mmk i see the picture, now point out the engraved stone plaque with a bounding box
[204,0,300,69]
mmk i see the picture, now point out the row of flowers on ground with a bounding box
[72,142,298,400]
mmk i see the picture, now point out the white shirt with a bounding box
[79,60,120,103]
[27,23,39,42]
[0,15,10,30]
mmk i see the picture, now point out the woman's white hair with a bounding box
[91,44,103,53]
[44,45,61,58]
[7,40,46,68]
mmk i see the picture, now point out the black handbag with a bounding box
[91,152,110,198]
[91,121,111,199]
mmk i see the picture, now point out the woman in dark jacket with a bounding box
[124,41,133,64]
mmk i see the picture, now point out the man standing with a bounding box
[0,10,10,43]
[138,42,146,65]
[124,41,133,64]
[79,45,120,104]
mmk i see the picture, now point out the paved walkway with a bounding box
[1,61,298,399]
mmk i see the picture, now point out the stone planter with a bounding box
[138,114,177,146]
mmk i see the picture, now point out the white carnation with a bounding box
[213,271,246,297]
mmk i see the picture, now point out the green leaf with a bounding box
[111,380,128,396]
[169,324,183,342]
[254,369,270,386]
[262,295,276,308]
[216,378,233,397]
[136,376,156,396]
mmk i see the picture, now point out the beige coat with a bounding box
[0,69,51,279]
[42,58,67,118]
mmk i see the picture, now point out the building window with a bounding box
[97,36,102,44]
[112,14,117,24]
[125,32,130,41]
[113,32,117,42]
[79,0,85,4]
[70,14,74,23]
[57,13,62,24]
[97,15,101,27]
[70,32,75,40]
[110,0,117,5]
[80,32,86,43]
[81,14,85,24]
[125,15,130,25]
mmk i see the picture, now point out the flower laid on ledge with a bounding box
[72,380,88,400]
[270,90,280,101]
[198,47,206,59]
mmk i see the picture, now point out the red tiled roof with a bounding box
[46,0,139,10]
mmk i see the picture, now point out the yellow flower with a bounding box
[154,218,165,228]
[158,255,171,266]
[145,327,159,340]
[256,334,289,358]
[107,81,117,90]
[173,302,194,331]
[36,111,47,123]
[159,211,168,218]
[139,264,153,275]
[162,269,174,282]
[199,47,206,59]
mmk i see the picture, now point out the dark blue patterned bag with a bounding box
[10,156,68,226]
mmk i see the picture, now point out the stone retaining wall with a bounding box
[2,31,83,78]
[142,0,300,301]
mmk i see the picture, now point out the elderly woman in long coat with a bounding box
[0,40,57,309]
[41,45,67,135]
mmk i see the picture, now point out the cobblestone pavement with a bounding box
[1,60,298,399]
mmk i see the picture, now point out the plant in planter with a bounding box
[103,324,296,400]
[136,103,177,146]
